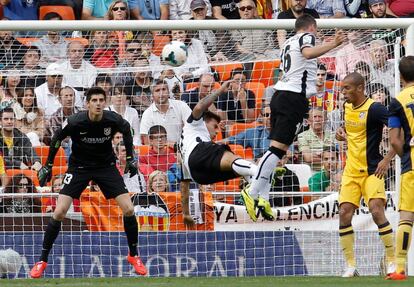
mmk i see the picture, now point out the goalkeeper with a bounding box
[30,87,147,278]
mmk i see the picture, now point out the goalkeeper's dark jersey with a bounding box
[50,110,133,168]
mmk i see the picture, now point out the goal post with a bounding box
[0,18,413,278]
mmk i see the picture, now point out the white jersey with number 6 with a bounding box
[275,32,317,97]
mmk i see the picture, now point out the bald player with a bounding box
[335,72,396,277]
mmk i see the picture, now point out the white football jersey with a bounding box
[179,114,211,180]
[275,32,317,97]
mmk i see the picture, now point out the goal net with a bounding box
[0,19,410,278]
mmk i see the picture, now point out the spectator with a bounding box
[368,82,391,106]
[113,40,142,85]
[82,0,114,19]
[306,0,346,18]
[35,63,83,117]
[0,174,41,213]
[107,0,130,20]
[354,61,372,86]
[159,68,184,99]
[181,73,217,110]
[189,0,229,62]
[221,105,271,159]
[139,125,177,173]
[1,69,20,102]
[148,170,169,193]
[56,41,98,94]
[309,64,336,112]
[269,151,301,207]
[124,58,153,117]
[308,146,341,192]
[43,86,80,147]
[277,0,319,47]
[170,0,212,20]
[43,175,81,213]
[210,0,240,19]
[369,0,394,17]
[335,30,370,80]
[129,0,169,20]
[216,68,256,123]
[114,140,147,193]
[140,80,191,144]
[1,0,38,20]
[0,108,41,170]
[135,32,162,78]
[386,0,414,17]
[231,0,277,61]
[84,31,117,68]
[95,73,113,97]
[19,46,46,90]
[108,85,141,146]
[0,31,23,68]
[170,30,210,81]
[33,14,68,68]
[297,107,336,172]
[112,131,123,146]
[15,87,45,146]
[369,39,395,96]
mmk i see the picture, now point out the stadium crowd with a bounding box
[0,0,408,214]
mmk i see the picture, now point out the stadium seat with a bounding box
[185,82,221,91]
[250,59,281,87]
[211,63,243,82]
[35,146,67,167]
[228,144,253,160]
[214,177,241,204]
[228,121,262,137]
[285,164,312,188]
[245,81,266,117]
[325,80,342,90]
[52,166,68,177]
[39,5,76,20]
[16,38,38,46]
[300,186,312,204]
[153,34,170,56]
[6,169,40,186]
[135,145,151,156]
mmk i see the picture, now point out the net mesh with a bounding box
[0,25,405,278]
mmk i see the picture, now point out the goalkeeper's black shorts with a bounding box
[60,165,128,199]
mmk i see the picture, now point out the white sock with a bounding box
[231,158,258,183]
[249,150,280,200]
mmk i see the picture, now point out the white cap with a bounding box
[46,63,63,76]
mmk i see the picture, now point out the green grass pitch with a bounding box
[0,277,412,287]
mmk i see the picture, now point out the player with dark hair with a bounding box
[30,87,147,278]
[336,72,395,278]
[179,81,258,227]
[241,14,346,222]
[387,56,414,281]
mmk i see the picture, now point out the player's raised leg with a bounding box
[30,194,73,278]
[115,193,147,276]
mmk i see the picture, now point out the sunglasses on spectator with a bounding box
[112,6,127,11]
[262,113,271,118]
[18,182,29,187]
[239,6,254,11]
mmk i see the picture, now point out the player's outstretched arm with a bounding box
[192,80,233,119]
[302,30,346,59]
[180,180,195,228]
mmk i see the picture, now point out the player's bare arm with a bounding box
[335,126,347,141]
[389,127,405,157]
[192,80,233,119]
[180,180,195,228]
[374,148,396,179]
[302,30,346,59]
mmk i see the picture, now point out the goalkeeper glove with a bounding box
[38,163,53,187]
[124,156,138,177]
